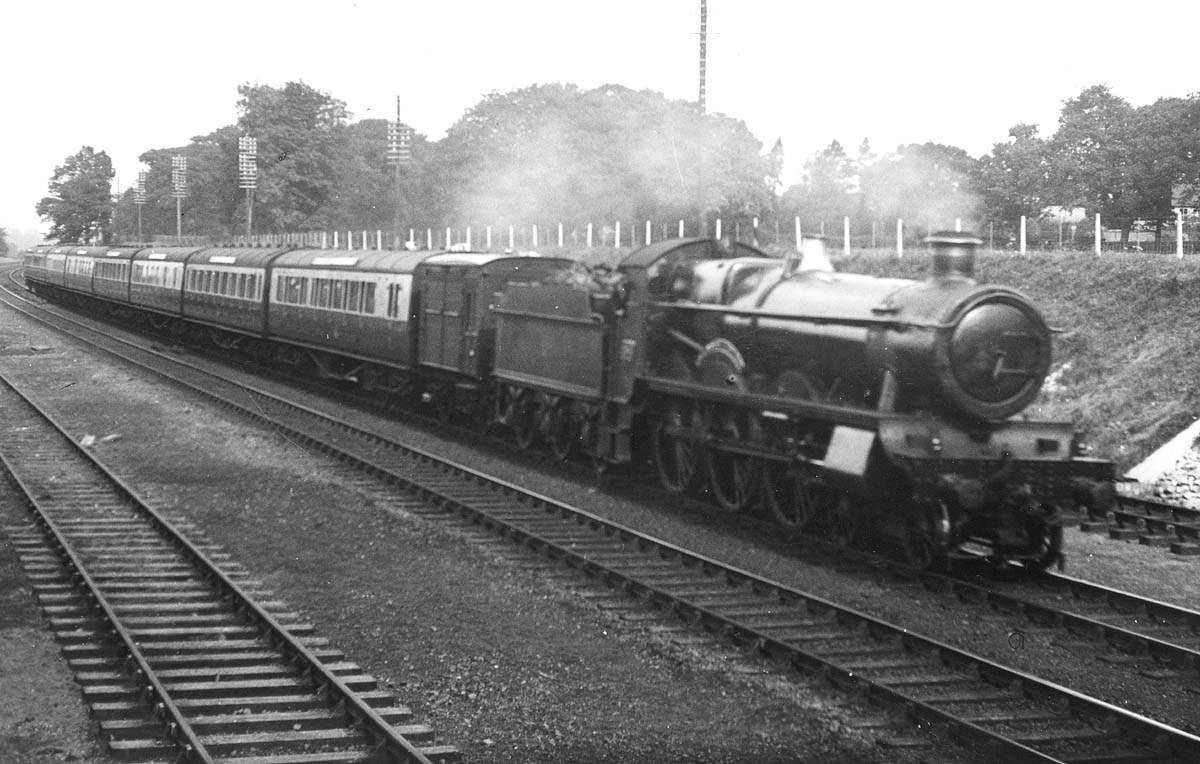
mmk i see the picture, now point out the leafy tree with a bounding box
[36,146,115,243]
[781,140,856,231]
[1125,96,1200,240]
[429,84,770,237]
[976,123,1051,225]
[1046,85,1138,240]
[119,126,245,240]
[858,142,979,231]
[237,82,350,231]
[0,228,8,258]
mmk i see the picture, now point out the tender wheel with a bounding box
[762,462,828,531]
[548,402,577,461]
[703,407,760,512]
[511,392,539,451]
[651,401,702,494]
[432,387,455,425]
[825,495,861,547]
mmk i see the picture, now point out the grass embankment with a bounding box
[838,250,1200,473]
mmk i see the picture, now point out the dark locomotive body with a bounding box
[487,235,1114,568]
[21,236,1115,569]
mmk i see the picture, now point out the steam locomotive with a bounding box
[22,234,1115,569]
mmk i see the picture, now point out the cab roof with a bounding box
[617,237,770,270]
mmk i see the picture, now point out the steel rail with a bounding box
[0,369,441,764]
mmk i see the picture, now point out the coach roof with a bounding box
[56,245,143,259]
[189,246,291,268]
[131,246,207,264]
[271,248,436,273]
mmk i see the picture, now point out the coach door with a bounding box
[419,266,465,372]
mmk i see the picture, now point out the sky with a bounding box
[4,0,1199,240]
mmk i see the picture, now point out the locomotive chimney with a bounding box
[924,232,981,280]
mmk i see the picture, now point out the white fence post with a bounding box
[587,223,593,247]
[645,220,652,246]
[558,223,564,248]
[1094,214,1102,255]
[715,218,722,239]
[615,221,621,248]
[843,216,850,255]
[486,226,492,251]
[1178,208,1185,259]
[1020,216,1027,255]
[508,225,514,251]
[896,218,903,257]
[679,219,685,238]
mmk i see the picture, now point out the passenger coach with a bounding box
[129,246,204,321]
[265,249,431,385]
[183,247,289,341]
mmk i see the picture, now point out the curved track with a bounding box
[4,264,1200,762]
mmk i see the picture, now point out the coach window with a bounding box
[386,283,401,318]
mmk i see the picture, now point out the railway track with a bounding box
[0,371,457,763]
[3,267,1200,762]
[1082,495,1200,556]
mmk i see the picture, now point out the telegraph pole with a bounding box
[699,0,707,113]
[238,136,258,238]
[387,97,413,247]
[697,0,709,235]
[134,171,147,242]
[171,156,187,241]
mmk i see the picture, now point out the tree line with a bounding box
[35,82,1200,248]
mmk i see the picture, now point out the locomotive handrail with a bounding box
[492,304,606,326]
[652,299,956,331]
